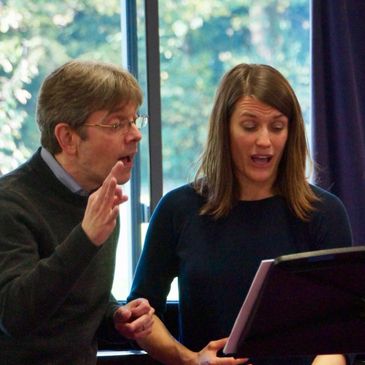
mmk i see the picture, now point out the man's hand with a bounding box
[196,338,249,365]
[82,161,128,246]
[113,298,155,340]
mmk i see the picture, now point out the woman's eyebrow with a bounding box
[239,111,285,118]
[239,111,258,117]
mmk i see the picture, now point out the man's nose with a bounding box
[126,123,143,141]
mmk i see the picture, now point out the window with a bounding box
[156,0,310,299]
[158,0,310,193]
[0,1,125,172]
[0,0,310,301]
[0,0,133,297]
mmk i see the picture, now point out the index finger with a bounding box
[107,160,126,183]
[92,161,124,200]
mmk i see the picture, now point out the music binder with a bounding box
[223,246,365,358]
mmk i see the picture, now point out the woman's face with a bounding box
[229,96,288,200]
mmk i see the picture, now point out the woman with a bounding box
[128,64,353,365]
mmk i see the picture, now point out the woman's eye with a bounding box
[271,123,285,131]
[242,122,256,131]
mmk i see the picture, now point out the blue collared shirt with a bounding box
[40,147,89,196]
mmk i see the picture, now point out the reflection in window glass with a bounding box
[158,0,310,299]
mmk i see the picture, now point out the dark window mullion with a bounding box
[121,0,142,271]
[145,0,163,214]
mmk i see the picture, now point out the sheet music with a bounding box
[223,259,274,354]
[222,246,365,357]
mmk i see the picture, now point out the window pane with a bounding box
[0,1,123,173]
[113,0,150,299]
[159,0,310,191]
[0,0,132,299]
[158,0,310,300]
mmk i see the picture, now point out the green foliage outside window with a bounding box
[0,0,122,174]
[0,0,309,299]
[158,0,310,188]
[0,0,309,188]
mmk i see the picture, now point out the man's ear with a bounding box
[54,123,80,155]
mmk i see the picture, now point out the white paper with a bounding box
[223,259,274,354]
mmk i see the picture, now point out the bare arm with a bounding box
[137,315,195,365]
[137,315,248,365]
[312,355,347,365]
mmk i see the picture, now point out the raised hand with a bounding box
[82,161,128,246]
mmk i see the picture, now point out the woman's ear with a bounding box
[54,123,80,155]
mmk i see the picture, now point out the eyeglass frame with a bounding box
[83,114,148,133]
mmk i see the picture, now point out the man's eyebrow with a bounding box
[105,109,129,119]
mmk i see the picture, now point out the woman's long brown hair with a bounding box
[193,63,318,221]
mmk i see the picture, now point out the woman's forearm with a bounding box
[312,354,347,365]
[137,314,197,365]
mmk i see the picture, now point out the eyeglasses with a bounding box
[83,115,148,134]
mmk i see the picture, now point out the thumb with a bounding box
[211,337,228,350]
[114,306,132,322]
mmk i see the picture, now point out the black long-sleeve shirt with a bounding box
[129,183,353,365]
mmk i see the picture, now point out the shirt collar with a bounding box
[40,147,89,196]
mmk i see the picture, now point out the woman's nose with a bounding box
[256,129,271,147]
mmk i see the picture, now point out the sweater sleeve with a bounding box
[127,188,184,317]
[96,294,127,344]
[0,198,100,337]
[309,186,353,249]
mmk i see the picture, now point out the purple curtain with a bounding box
[311,0,365,245]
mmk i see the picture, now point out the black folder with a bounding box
[223,246,365,358]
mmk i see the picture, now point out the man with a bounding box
[0,60,154,364]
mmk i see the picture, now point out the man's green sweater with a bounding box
[0,149,120,364]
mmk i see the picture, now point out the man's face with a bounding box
[71,101,142,192]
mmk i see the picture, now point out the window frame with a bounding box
[122,0,163,272]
